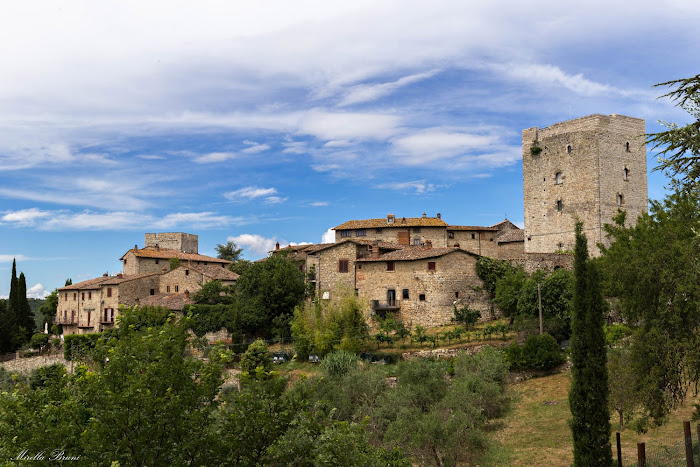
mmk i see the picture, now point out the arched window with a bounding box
[625,142,630,152]
[556,200,563,212]
[617,194,624,206]
[555,172,562,184]
[567,145,572,154]
[623,167,629,180]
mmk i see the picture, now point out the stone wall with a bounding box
[450,230,498,256]
[356,251,493,328]
[497,241,525,260]
[160,266,202,294]
[508,252,574,274]
[145,232,199,253]
[523,114,647,257]
[314,242,359,297]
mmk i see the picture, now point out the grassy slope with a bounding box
[481,370,700,466]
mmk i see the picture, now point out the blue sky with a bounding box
[1,1,698,298]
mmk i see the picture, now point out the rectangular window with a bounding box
[175,285,179,292]
[65,293,68,300]
[87,311,91,326]
[428,261,436,271]
[341,230,351,238]
[376,228,382,233]
[455,291,460,298]
[88,292,91,299]
[81,292,84,300]
[413,238,421,245]
[150,289,155,295]
[107,288,112,298]
[557,200,563,212]
[338,259,349,273]
[471,233,476,239]
[166,286,170,293]
[448,232,454,239]
[73,293,76,300]
[386,261,395,271]
[402,289,409,299]
[419,294,426,301]
[155,259,159,264]
[355,229,366,237]
[185,269,189,275]
[413,227,421,233]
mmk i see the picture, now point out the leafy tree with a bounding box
[235,254,305,337]
[516,268,574,342]
[240,338,272,375]
[17,273,35,338]
[37,289,58,330]
[229,258,252,275]
[452,304,481,328]
[598,186,700,422]
[475,257,515,298]
[191,279,235,305]
[216,240,243,262]
[494,266,527,316]
[647,74,700,188]
[505,333,565,371]
[568,222,612,466]
[608,346,640,431]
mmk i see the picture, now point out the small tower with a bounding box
[522,114,647,256]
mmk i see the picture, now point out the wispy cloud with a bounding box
[338,69,441,106]
[224,186,280,202]
[0,254,27,262]
[376,180,436,194]
[192,152,237,163]
[241,141,271,154]
[1,208,250,231]
[309,201,329,207]
[298,109,401,141]
[227,234,311,257]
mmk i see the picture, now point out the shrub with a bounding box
[29,363,66,389]
[320,349,359,378]
[63,332,103,360]
[604,323,632,346]
[505,333,565,371]
[452,305,481,328]
[240,339,272,374]
[29,333,49,350]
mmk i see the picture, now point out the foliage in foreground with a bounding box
[504,333,565,371]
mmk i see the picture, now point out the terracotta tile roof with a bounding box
[497,229,524,243]
[59,273,158,290]
[490,219,519,232]
[185,264,239,281]
[139,293,192,311]
[447,225,498,231]
[334,216,448,230]
[120,247,231,264]
[300,239,406,255]
[357,246,475,262]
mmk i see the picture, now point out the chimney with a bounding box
[134,244,138,250]
[161,267,167,274]
[275,242,280,250]
[103,273,108,277]
[155,244,160,251]
[117,273,123,278]
[387,214,395,224]
[437,213,441,219]
[422,212,427,218]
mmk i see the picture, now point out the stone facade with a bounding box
[355,250,493,328]
[145,232,198,254]
[523,114,647,256]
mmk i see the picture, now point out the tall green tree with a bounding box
[0,301,11,353]
[647,74,700,188]
[569,222,612,466]
[17,273,34,338]
[235,254,306,337]
[599,184,700,422]
[37,289,58,330]
[216,240,243,262]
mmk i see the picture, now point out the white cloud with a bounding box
[1,208,249,231]
[282,141,308,154]
[376,180,436,194]
[1,208,51,225]
[0,254,27,262]
[241,142,270,154]
[309,201,329,207]
[321,228,336,243]
[192,152,237,163]
[391,128,500,164]
[298,109,401,141]
[338,69,441,106]
[225,186,279,202]
[263,196,287,204]
[27,283,50,299]
[137,154,166,160]
[228,234,278,257]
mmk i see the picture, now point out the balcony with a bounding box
[100,318,115,325]
[55,316,77,325]
[370,299,401,311]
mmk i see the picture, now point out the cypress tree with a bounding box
[569,222,612,466]
[18,273,35,337]
[0,300,10,352]
[6,259,20,349]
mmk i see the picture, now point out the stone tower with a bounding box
[522,114,647,257]
[144,232,199,254]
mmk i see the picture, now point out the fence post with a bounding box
[617,432,623,467]
[638,442,646,467]
[685,421,695,467]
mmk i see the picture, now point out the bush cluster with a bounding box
[504,333,565,371]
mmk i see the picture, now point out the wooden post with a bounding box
[617,432,623,467]
[685,421,695,467]
[637,442,645,467]
[537,283,543,334]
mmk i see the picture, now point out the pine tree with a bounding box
[569,222,613,466]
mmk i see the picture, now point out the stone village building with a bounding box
[56,233,237,335]
[56,114,647,332]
